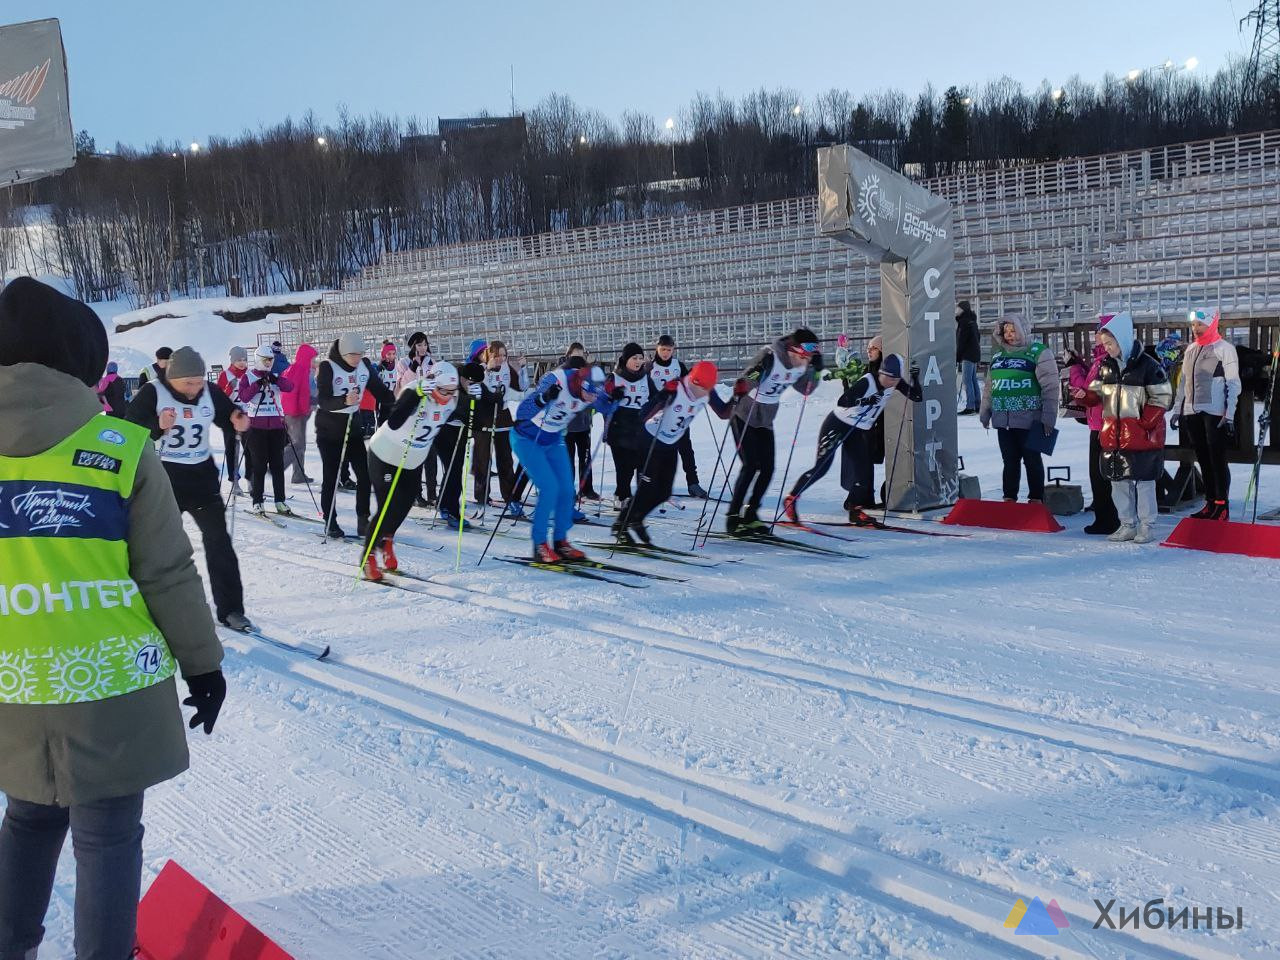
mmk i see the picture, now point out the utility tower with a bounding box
[1242,0,1280,101]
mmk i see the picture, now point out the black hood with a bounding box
[0,277,107,388]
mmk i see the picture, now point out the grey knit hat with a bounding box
[338,332,366,356]
[167,346,206,380]
[229,345,248,363]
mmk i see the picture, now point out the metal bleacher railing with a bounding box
[296,129,1280,369]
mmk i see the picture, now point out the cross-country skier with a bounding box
[136,345,171,387]
[512,357,622,562]
[216,345,250,490]
[235,344,296,518]
[607,342,655,509]
[375,341,399,424]
[315,333,395,538]
[126,347,255,630]
[434,361,485,529]
[613,361,730,543]
[781,353,921,526]
[725,327,822,535]
[647,334,709,498]
[362,362,461,581]
[473,340,529,513]
[0,277,225,960]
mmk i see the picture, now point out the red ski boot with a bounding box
[1189,501,1214,519]
[781,494,800,524]
[363,552,383,582]
[553,539,587,561]
[533,543,561,564]
[379,538,399,571]
[848,507,882,528]
[1206,500,1230,521]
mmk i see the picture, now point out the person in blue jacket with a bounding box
[512,357,621,562]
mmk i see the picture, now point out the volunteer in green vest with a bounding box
[979,313,1060,501]
[0,277,226,960]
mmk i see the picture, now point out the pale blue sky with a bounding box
[5,0,1253,149]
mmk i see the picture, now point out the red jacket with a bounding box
[217,364,247,397]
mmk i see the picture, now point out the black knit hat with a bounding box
[0,277,107,388]
[155,346,173,360]
[790,327,818,348]
[618,342,645,367]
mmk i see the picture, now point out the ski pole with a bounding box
[355,398,431,580]
[456,398,475,572]
[697,389,759,549]
[323,409,357,538]
[691,406,735,533]
[881,391,912,522]
[429,415,468,530]
[476,464,534,566]
[768,388,812,532]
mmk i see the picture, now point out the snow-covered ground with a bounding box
[20,353,1280,957]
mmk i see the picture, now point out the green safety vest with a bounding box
[989,342,1048,413]
[0,416,176,705]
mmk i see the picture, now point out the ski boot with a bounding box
[440,511,473,531]
[580,488,602,502]
[781,494,800,524]
[325,520,346,539]
[338,477,357,492]
[687,483,710,499]
[363,552,384,582]
[505,501,526,519]
[848,507,882,528]
[219,612,256,633]
[1189,501,1214,519]
[553,539,587,561]
[738,507,768,535]
[275,502,295,517]
[379,538,399,572]
[725,513,744,535]
[356,515,370,538]
[250,502,266,517]
[533,543,561,564]
[1207,500,1230,521]
[625,521,652,545]
[414,495,435,509]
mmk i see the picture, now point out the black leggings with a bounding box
[566,430,594,495]
[1183,411,1231,502]
[365,451,420,552]
[631,444,679,521]
[319,429,371,523]
[173,486,243,621]
[1088,429,1118,527]
[609,441,644,501]
[728,420,775,518]
[246,429,287,505]
[996,427,1045,500]
[790,412,854,501]
[473,427,518,505]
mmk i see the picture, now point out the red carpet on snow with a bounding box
[1161,517,1280,560]
[941,499,1064,533]
[135,860,294,960]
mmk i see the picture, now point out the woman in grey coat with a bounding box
[0,277,225,960]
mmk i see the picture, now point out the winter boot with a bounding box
[1207,500,1230,521]
[554,539,587,561]
[533,543,561,564]
[338,477,357,492]
[363,552,383,582]
[379,538,399,572]
[219,612,256,633]
[1108,525,1137,542]
[1083,520,1120,535]
[1132,524,1156,544]
[740,506,767,534]
[1189,501,1215,519]
[580,489,603,502]
[414,495,434,509]
[356,515,370,538]
[325,520,346,540]
[781,494,800,524]
[627,521,652,545]
[275,501,295,516]
[687,483,709,499]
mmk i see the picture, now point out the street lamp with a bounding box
[316,136,326,146]
[579,134,587,144]
[961,96,973,107]
[665,117,676,178]
[1185,56,1198,70]
[1126,69,1141,81]
[189,142,200,153]
[1051,88,1063,101]
[791,104,802,116]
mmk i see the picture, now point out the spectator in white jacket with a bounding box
[1171,309,1241,521]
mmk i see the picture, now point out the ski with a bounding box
[495,556,648,588]
[219,624,330,660]
[243,509,287,529]
[563,557,688,583]
[277,511,326,526]
[808,518,970,538]
[774,520,863,543]
[582,541,723,568]
[700,530,864,559]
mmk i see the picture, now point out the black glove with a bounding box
[540,383,561,404]
[810,351,824,372]
[909,361,921,379]
[183,670,226,735]
[1219,417,1236,442]
[267,372,279,384]
[609,386,626,401]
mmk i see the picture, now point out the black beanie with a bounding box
[564,356,588,370]
[791,327,818,348]
[155,346,173,360]
[459,361,485,383]
[618,342,644,367]
[0,277,108,388]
